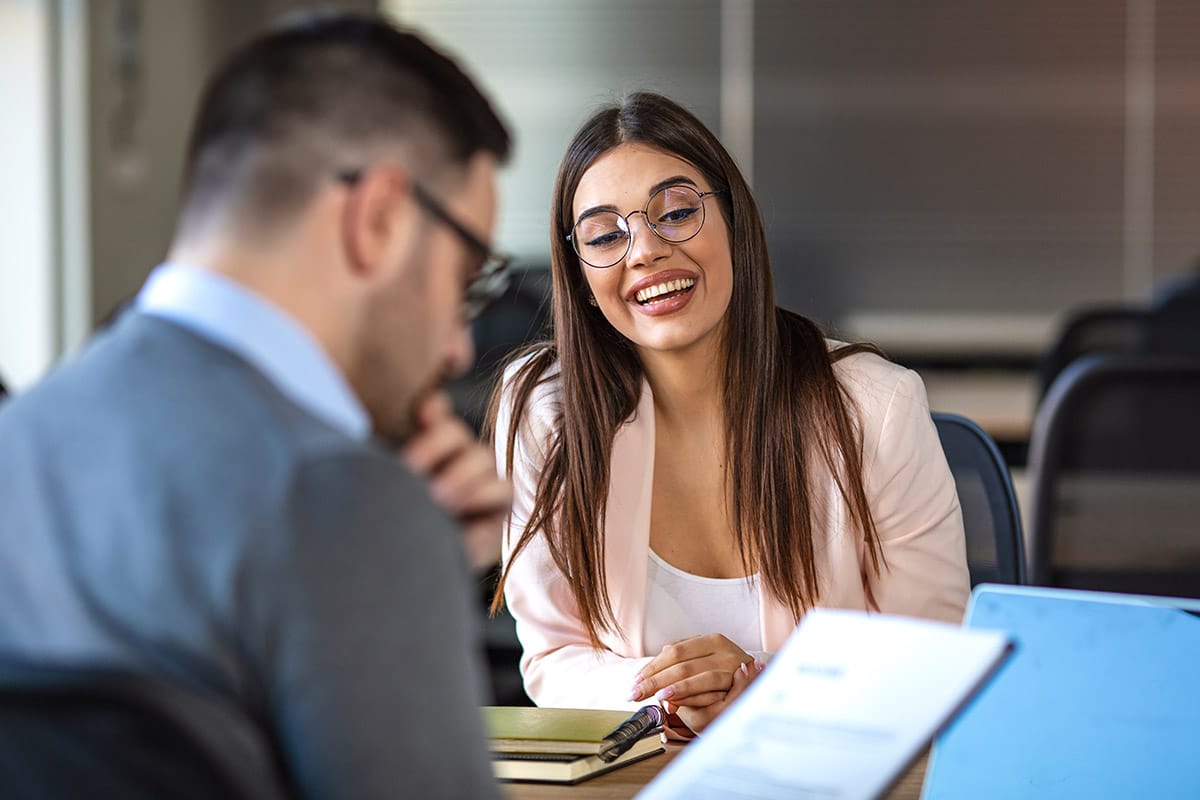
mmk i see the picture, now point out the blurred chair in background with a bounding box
[1027,355,1200,597]
[448,267,551,432]
[1035,305,1148,402]
[933,412,1026,587]
[1145,268,1200,359]
[0,659,276,800]
[1037,265,1200,402]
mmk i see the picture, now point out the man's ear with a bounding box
[340,164,420,281]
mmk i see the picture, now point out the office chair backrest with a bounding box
[1145,275,1200,358]
[932,412,1026,586]
[1036,305,1148,401]
[1027,355,1200,597]
[449,267,552,432]
[0,659,291,800]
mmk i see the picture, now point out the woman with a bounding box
[487,92,968,735]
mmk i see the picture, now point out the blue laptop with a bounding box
[922,584,1200,799]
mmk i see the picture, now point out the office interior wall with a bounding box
[1154,0,1200,280]
[392,0,1199,348]
[7,0,1194,391]
[85,0,378,330]
[754,0,1198,340]
[388,0,723,266]
[0,1,55,389]
[0,0,377,389]
[756,0,1133,330]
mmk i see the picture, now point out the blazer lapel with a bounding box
[603,378,656,656]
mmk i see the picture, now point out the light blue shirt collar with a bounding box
[136,262,371,441]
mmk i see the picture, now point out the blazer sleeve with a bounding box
[251,448,502,800]
[494,366,651,711]
[861,367,970,623]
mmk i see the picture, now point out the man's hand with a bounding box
[401,391,512,571]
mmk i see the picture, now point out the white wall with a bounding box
[0,0,55,390]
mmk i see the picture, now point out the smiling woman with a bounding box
[485,92,970,738]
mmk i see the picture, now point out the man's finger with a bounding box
[461,520,504,572]
[411,390,454,429]
[402,416,473,473]
[427,445,505,508]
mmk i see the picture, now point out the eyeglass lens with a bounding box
[572,185,708,268]
[463,257,511,321]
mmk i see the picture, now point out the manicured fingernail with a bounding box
[739,663,749,678]
[754,659,764,671]
[628,683,643,701]
[655,686,674,701]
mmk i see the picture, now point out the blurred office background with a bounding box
[3,0,1196,383]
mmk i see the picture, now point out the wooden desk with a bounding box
[503,743,929,800]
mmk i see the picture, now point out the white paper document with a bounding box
[636,609,1010,800]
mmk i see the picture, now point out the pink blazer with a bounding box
[495,349,969,711]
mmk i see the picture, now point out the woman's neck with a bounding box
[639,336,725,431]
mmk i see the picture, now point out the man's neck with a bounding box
[166,234,353,382]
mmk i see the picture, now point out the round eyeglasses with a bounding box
[567,184,724,269]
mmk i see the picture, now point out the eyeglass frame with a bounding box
[566,183,726,269]
[338,169,512,321]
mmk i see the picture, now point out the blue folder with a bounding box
[922,584,1200,799]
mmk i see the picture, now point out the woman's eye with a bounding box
[658,206,699,224]
[586,230,629,249]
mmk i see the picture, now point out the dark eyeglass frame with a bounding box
[338,169,511,321]
[566,184,726,269]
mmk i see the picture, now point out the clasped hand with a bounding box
[630,633,763,735]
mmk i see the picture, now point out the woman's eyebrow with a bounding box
[647,175,699,196]
[576,203,619,222]
[574,176,702,222]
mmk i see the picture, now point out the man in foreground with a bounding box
[0,12,511,799]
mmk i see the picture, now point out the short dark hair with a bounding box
[177,11,510,236]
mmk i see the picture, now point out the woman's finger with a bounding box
[653,670,734,704]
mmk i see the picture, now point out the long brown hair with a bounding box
[485,92,882,645]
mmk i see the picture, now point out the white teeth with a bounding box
[635,277,696,304]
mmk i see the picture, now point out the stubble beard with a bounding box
[357,229,449,449]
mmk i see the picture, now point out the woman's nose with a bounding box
[623,212,672,268]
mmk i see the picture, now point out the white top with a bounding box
[642,549,764,656]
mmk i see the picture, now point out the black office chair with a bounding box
[449,267,552,432]
[933,412,1027,586]
[1035,305,1149,401]
[1027,355,1200,597]
[1145,273,1200,358]
[0,659,292,800]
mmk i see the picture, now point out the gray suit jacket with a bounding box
[0,313,501,799]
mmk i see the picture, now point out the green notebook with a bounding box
[491,734,664,784]
[484,706,661,756]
